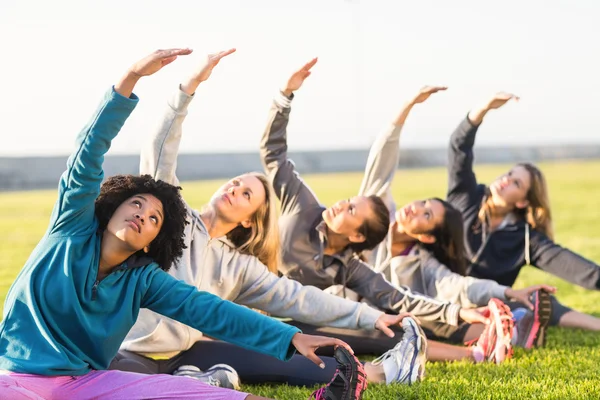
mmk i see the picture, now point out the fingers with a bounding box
[378,324,395,338]
[522,296,534,310]
[156,48,193,59]
[541,285,557,293]
[220,48,237,58]
[528,284,556,294]
[161,56,179,68]
[304,349,326,369]
[329,338,354,355]
[496,91,520,101]
[300,57,318,72]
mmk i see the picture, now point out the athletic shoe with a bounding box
[371,316,427,384]
[173,364,240,390]
[468,298,514,364]
[514,289,552,349]
[310,346,367,400]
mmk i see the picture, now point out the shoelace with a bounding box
[310,387,326,399]
[310,368,340,399]
[371,335,411,367]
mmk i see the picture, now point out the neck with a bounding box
[390,230,417,257]
[200,208,238,238]
[323,227,350,255]
[99,231,136,276]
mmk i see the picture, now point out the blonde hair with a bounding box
[225,172,281,274]
[479,162,553,239]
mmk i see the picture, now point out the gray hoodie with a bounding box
[260,92,461,326]
[120,88,384,358]
[358,120,508,308]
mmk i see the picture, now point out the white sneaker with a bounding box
[371,317,427,384]
[173,364,241,390]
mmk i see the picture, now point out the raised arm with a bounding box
[530,230,600,291]
[49,48,192,236]
[140,49,236,186]
[142,268,352,367]
[447,92,519,211]
[260,58,322,215]
[359,86,447,208]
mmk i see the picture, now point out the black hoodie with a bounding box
[447,116,600,290]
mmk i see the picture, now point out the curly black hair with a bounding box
[94,174,188,271]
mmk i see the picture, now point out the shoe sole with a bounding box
[402,317,427,384]
[525,290,552,348]
[488,299,514,364]
[333,347,367,400]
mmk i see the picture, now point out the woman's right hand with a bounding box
[181,48,237,95]
[468,92,520,125]
[281,58,318,97]
[116,48,193,98]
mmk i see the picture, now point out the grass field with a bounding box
[1,161,600,399]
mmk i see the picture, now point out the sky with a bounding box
[1,0,599,156]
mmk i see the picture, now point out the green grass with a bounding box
[1,160,600,399]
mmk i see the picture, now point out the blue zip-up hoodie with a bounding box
[0,88,299,376]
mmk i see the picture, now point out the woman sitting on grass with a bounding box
[446,91,600,332]
[357,85,557,352]
[112,49,425,390]
[0,48,355,400]
[258,58,525,373]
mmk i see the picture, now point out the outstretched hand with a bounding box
[375,313,414,338]
[129,48,194,78]
[193,48,237,83]
[485,92,520,110]
[282,58,318,97]
[411,86,448,105]
[505,285,556,310]
[115,48,193,98]
[291,333,353,368]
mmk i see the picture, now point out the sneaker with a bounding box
[173,364,240,390]
[310,346,367,400]
[371,317,427,384]
[468,298,514,364]
[514,289,552,349]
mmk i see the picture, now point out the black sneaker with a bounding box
[310,347,367,400]
[515,289,552,349]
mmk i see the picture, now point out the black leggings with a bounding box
[109,322,406,387]
[286,321,403,356]
[109,340,337,387]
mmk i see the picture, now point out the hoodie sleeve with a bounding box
[358,123,404,213]
[139,87,195,186]
[49,88,138,236]
[343,257,461,325]
[446,116,483,213]
[142,267,300,362]
[529,229,600,290]
[234,255,383,330]
[259,92,321,216]
[419,254,508,308]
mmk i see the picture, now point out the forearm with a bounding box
[140,88,193,184]
[115,71,141,99]
[467,105,491,126]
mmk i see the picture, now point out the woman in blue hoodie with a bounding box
[0,48,354,400]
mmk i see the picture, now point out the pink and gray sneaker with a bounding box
[310,346,367,400]
[514,289,552,349]
[468,298,515,364]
